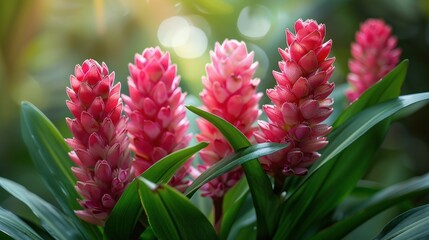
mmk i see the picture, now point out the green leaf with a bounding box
[186,105,250,149]
[138,177,218,240]
[374,204,429,240]
[222,192,256,240]
[334,60,408,128]
[311,172,429,240]
[274,92,429,239]
[104,181,142,240]
[0,177,80,239]
[20,101,101,238]
[187,105,278,239]
[221,178,250,240]
[185,142,288,197]
[104,142,208,240]
[0,207,43,240]
[185,143,288,238]
[144,142,208,184]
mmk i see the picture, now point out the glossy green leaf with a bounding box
[374,204,429,240]
[105,142,208,240]
[221,191,256,240]
[274,92,429,239]
[138,177,218,240]
[187,105,278,239]
[144,142,208,183]
[185,142,288,197]
[334,60,408,128]
[186,105,250,149]
[0,207,43,240]
[0,177,79,239]
[312,172,429,240]
[221,178,250,240]
[20,102,101,238]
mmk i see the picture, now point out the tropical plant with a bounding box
[1,18,429,240]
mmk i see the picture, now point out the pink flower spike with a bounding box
[123,47,192,191]
[197,39,262,199]
[255,19,335,184]
[66,59,133,226]
[345,19,401,102]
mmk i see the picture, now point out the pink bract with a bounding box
[123,47,192,192]
[66,59,133,226]
[345,19,401,102]
[255,19,335,180]
[197,39,262,198]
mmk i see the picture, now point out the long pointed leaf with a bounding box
[187,105,278,239]
[138,177,218,240]
[334,60,408,127]
[185,142,288,197]
[20,102,101,238]
[104,142,208,240]
[0,177,79,239]
[312,172,429,240]
[0,207,43,240]
[375,204,429,240]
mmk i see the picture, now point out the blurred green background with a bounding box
[1,0,429,238]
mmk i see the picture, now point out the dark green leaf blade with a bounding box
[0,177,80,239]
[274,92,429,239]
[104,142,208,240]
[221,189,254,240]
[0,207,43,240]
[104,180,141,240]
[375,204,429,240]
[138,178,181,240]
[185,142,288,197]
[20,102,101,238]
[312,172,429,240]
[138,177,218,240]
[186,105,250,149]
[187,105,278,239]
[143,142,208,184]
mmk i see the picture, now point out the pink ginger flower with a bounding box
[197,39,262,198]
[123,47,192,192]
[345,19,401,102]
[65,59,133,226]
[254,19,335,181]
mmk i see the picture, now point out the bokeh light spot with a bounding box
[237,5,272,39]
[158,16,190,47]
[173,26,208,59]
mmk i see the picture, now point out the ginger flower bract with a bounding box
[65,59,133,226]
[255,19,335,182]
[123,47,192,191]
[197,39,262,198]
[345,19,401,102]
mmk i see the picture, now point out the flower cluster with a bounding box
[65,18,403,228]
[65,60,133,226]
[196,39,262,198]
[123,47,192,191]
[255,19,335,182]
[345,19,401,102]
